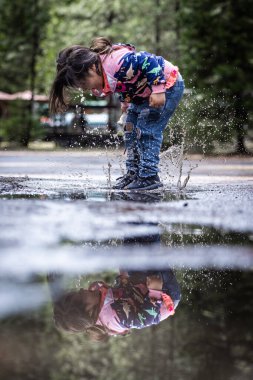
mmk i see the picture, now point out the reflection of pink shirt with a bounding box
[96,288,127,334]
[96,287,174,335]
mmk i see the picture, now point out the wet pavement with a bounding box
[0,150,253,380]
[1,150,253,249]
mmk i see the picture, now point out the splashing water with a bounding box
[99,140,200,191]
[107,161,112,190]
[160,142,200,190]
[103,147,113,190]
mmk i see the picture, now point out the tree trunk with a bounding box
[235,128,247,155]
[174,0,181,60]
[154,0,161,55]
[234,93,248,155]
[22,1,39,147]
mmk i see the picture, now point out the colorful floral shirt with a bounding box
[90,277,175,335]
[93,44,179,105]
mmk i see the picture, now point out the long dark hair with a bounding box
[49,37,112,113]
[53,289,111,342]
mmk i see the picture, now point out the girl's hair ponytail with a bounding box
[90,37,112,55]
[53,290,111,342]
[49,37,112,113]
[49,45,100,113]
[86,325,110,342]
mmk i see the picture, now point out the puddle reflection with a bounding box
[50,267,180,341]
[0,198,253,379]
[1,266,252,380]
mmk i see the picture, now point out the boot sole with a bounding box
[112,182,134,190]
[128,183,164,191]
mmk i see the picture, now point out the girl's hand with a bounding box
[121,102,129,112]
[149,92,166,108]
[146,275,163,290]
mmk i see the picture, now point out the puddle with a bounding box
[2,204,252,380]
[1,223,252,318]
[0,189,188,202]
[1,175,253,379]
[1,265,252,380]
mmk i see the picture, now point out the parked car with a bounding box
[40,112,76,129]
[38,97,122,146]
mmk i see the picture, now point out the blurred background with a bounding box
[1,3,253,379]
[0,0,252,153]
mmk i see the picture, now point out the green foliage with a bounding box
[2,270,253,380]
[0,101,44,146]
[166,90,238,154]
[179,0,253,153]
[0,0,51,146]
[0,0,51,93]
[1,0,252,151]
[36,0,179,93]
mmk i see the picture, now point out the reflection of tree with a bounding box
[176,270,253,380]
[1,271,252,379]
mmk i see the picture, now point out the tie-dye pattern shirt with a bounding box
[94,44,179,104]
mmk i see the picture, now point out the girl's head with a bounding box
[53,288,110,342]
[49,37,112,113]
[53,288,101,332]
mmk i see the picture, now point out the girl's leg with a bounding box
[124,105,139,174]
[160,269,181,309]
[127,80,184,189]
[113,104,139,189]
[139,82,184,178]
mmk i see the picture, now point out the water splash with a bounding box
[160,141,200,190]
[177,158,199,190]
[103,161,112,190]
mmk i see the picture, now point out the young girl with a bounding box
[53,270,181,342]
[49,37,185,190]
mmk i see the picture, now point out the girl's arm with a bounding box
[146,270,181,309]
[149,92,166,108]
[117,51,167,94]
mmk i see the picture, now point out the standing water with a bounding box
[0,150,253,380]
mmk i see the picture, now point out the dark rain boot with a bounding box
[112,171,137,190]
[126,174,163,191]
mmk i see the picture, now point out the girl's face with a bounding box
[82,64,104,91]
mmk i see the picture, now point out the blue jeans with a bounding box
[128,269,181,309]
[124,76,185,177]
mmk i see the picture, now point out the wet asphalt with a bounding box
[0,150,253,267]
[0,149,253,316]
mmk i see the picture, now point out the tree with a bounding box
[180,0,253,154]
[0,0,51,145]
[37,0,179,94]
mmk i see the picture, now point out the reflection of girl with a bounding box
[53,270,180,342]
